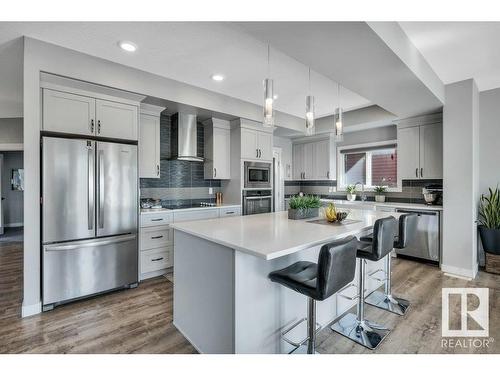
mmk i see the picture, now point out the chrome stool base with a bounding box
[290,345,320,354]
[365,290,410,316]
[331,313,390,350]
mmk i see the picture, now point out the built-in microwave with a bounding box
[244,161,272,189]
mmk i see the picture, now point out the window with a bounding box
[338,142,398,189]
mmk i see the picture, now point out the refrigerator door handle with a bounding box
[98,149,105,229]
[87,144,94,230]
[44,234,137,252]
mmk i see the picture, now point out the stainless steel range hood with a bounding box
[170,113,204,162]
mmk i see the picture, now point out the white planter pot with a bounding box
[346,193,356,202]
[375,195,386,203]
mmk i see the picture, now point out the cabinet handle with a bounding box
[214,168,217,178]
[225,211,235,214]
[97,120,101,134]
[420,168,423,178]
[157,164,160,176]
[415,168,418,178]
[151,257,164,262]
[151,218,164,222]
[256,149,259,158]
[151,235,164,239]
[327,171,330,179]
[90,119,94,133]
[259,149,262,158]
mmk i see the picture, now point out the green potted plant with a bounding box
[374,186,387,203]
[478,186,500,274]
[288,195,321,220]
[346,185,356,202]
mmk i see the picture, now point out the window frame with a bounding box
[336,140,402,192]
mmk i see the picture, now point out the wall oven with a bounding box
[243,190,273,216]
[244,161,272,189]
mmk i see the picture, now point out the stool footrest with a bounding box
[368,268,387,282]
[337,283,358,300]
[281,318,322,348]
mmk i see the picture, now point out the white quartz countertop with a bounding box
[171,209,401,260]
[319,199,443,211]
[141,204,240,214]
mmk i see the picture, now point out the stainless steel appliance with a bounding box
[42,136,138,310]
[243,190,273,215]
[244,161,272,189]
[169,113,203,162]
[395,208,440,262]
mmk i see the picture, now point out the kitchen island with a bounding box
[171,209,400,354]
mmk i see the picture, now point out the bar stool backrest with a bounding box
[371,216,398,260]
[316,236,357,301]
[395,213,418,249]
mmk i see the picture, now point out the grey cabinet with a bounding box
[240,124,273,162]
[204,119,231,179]
[292,137,333,180]
[139,104,163,179]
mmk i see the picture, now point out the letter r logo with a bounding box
[442,288,489,337]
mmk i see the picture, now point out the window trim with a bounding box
[336,140,402,192]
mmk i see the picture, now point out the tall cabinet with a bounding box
[397,113,443,180]
[203,118,231,179]
[139,104,164,179]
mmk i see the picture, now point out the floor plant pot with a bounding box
[288,207,319,220]
[346,194,356,202]
[375,195,386,203]
[478,225,500,255]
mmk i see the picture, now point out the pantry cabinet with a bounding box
[204,118,231,179]
[139,104,163,179]
[292,136,334,180]
[398,122,442,179]
[42,88,139,141]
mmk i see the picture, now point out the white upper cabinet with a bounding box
[419,123,443,179]
[257,132,273,162]
[95,99,138,140]
[397,119,443,180]
[139,104,163,179]
[204,119,231,179]
[292,137,334,180]
[241,127,260,160]
[43,89,95,136]
[398,126,421,179]
[42,86,140,141]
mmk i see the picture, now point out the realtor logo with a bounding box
[442,288,489,337]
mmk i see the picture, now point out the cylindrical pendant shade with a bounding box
[305,95,315,136]
[335,106,343,142]
[263,78,274,127]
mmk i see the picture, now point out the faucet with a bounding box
[355,182,367,201]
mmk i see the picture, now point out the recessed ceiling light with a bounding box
[211,74,225,82]
[118,41,137,52]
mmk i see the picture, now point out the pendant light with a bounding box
[263,44,274,127]
[305,67,315,136]
[335,83,344,142]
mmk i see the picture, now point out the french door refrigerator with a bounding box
[42,136,138,310]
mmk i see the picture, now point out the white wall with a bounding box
[273,136,292,180]
[442,79,479,279]
[479,88,500,195]
[337,124,396,147]
[0,117,23,144]
[0,151,23,226]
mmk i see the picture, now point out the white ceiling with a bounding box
[400,22,500,91]
[0,22,371,119]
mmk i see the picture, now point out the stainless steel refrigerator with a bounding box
[42,136,138,310]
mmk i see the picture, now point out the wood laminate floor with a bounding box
[0,240,498,354]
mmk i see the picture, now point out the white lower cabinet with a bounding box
[141,247,172,274]
[219,206,241,217]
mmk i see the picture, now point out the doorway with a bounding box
[0,151,24,242]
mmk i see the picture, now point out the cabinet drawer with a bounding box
[141,247,172,274]
[140,226,173,250]
[140,211,173,227]
[219,206,241,217]
[173,208,219,223]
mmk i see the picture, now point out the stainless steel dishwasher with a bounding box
[395,208,440,262]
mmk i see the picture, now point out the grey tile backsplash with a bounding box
[140,114,221,205]
[284,179,443,205]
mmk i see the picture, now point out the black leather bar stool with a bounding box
[269,236,358,354]
[362,213,418,315]
[331,216,397,350]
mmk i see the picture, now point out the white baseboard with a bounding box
[4,222,23,228]
[21,301,42,317]
[441,264,476,280]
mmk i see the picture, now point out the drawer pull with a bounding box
[151,218,164,222]
[151,235,164,239]
[225,211,235,214]
[151,257,164,262]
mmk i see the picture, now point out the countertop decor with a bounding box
[287,195,321,220]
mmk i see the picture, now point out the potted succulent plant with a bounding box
[346,185,356,202]
[478,186,500,274]
[374,186,387,203]
[288,195,321,220]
